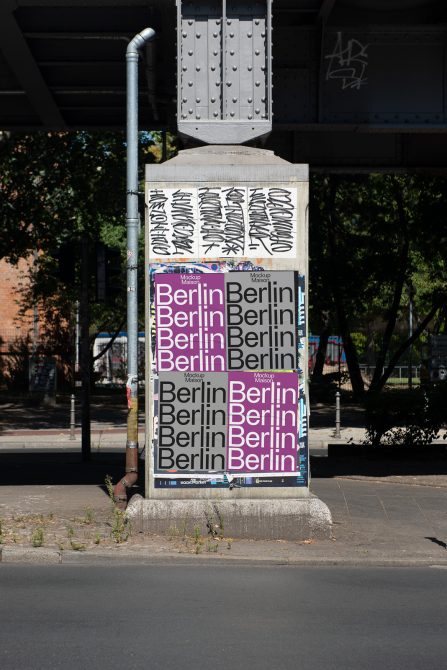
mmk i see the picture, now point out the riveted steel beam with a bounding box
[177,0,272,143]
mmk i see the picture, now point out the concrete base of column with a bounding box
[126,494,332,541]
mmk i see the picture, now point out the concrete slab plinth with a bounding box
[126,495,332,541]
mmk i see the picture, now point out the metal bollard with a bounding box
[335,390,341,439]
[69,393,76,440]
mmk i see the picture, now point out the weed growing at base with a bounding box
[31,527,44,548]
[170,505,232,555]
[105,474,130,543]
[70,540,86,551]
[82,508,94,525]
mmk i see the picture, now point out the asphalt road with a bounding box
[1,565,446,670]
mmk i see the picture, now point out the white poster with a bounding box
[148,186,297,259]
[147,187,198,257]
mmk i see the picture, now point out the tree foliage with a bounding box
[310,173,447,396]
[2,130,446,402]
[0,130,167,384]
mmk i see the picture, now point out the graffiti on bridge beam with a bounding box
[325,31,369,91]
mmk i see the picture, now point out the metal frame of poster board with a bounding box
[145,154,309,500]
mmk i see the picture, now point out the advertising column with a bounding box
[145,147,308,498]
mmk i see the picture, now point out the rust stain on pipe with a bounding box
[114,396,139,510]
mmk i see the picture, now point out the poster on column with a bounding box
[154,272,227,373]
[154,271,299,372]
[150,263,308,488]
[155,370,300,477]
[147,186,298,259]
[226,371,300,475]
[156,372,228,474]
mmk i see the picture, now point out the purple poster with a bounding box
[227,371,299,474]
[155,273,226,372]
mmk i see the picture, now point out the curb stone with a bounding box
[57,553,447,567]
[37,554,447,567]
[1,546,61,564]
[1,545,447,568]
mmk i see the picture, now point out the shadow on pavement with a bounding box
[1,452,446,486]
[0,452,140,487]
[311,455,447,478]
[310,402,365,429]
[0,395,132,433]
[425,537,447,549]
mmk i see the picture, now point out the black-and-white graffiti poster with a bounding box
[147,186,298,259]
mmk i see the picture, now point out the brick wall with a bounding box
[0,257,34,347]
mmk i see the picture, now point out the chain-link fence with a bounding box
[0,330,431,393]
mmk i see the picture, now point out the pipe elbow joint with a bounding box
[127,27,156,58]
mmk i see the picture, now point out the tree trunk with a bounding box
[369,178,409,393]
[312,327,329,381]
[335,304,365,398]
[326,177,365,398]
[80,236,91,462]
[374,298,445,393]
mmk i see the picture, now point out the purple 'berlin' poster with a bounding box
[227,371,300,474]
[155,273,226,372]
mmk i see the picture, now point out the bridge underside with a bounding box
[0,0,446,170]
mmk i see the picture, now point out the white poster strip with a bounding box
[147,187,198,258]
[148,186,297,260]
[247,187,297,258]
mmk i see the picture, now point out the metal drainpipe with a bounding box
[113,27,156,509]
